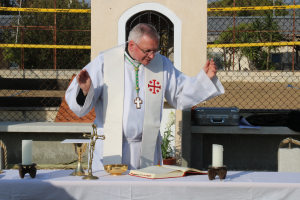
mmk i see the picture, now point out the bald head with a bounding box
[128,23,160,44]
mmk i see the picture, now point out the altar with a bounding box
[1,170,300,199]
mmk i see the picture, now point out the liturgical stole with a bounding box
[103,44,163,168]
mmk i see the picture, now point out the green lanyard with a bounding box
[125,54,141,96]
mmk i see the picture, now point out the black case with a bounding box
[194,107,240,126]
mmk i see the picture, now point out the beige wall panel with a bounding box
[92,0,207,166]
[91,0,207,76]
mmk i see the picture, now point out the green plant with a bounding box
[208,0,289,17]
[161,111,175,159]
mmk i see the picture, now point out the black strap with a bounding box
[76,88,86,106]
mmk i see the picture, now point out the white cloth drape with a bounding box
[2,170,300,200]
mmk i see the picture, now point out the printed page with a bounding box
[162,165,206,173]
[136,166,179,174]
[162,165,190,172]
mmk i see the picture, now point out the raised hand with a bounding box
[76,69,91,96]
[203,59,217,79]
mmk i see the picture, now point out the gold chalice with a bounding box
[104,164,128,176]
[70,143,88,176]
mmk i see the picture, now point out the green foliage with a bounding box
[161,111,175,160]
[0,0,16,15]
[3,0,91,69]
[214,14,284,70]
[208,0,289,17]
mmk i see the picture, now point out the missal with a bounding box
[129,165,207,179]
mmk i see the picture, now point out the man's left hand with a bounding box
[203,59,217,79]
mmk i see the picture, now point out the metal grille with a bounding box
[204,0,300,111]
[126,11,174,61]
[0,0,91,122]
[1,1,300,123]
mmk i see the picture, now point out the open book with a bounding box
[129,165,207,179]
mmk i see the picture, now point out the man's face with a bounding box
[128,35,159,66]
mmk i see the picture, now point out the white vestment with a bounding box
[65,44,225,170]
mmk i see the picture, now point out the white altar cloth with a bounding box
[1,170,300,200]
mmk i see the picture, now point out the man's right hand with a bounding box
[77,69,91,96]
[203,59,217,79]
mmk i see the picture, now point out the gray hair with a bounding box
[128,23,160,44]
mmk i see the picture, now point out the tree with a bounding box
[241,15,283,70]
[208,0,289,17]
[214,15,284,70]
[214,23,251,70]
[0,0,17,15]
[3,0,91,69]
[260,14,284,70]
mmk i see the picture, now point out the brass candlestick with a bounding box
[82,124,105,180]
[208,165,227,180]
[18,163,37,179]
[70,143,88,176]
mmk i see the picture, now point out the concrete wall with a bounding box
[181,109,300,172]
[0,69,80,79]
[218,71,300,82]
[91,0,207,166]
[192,134,300,172]
[2,69,299,82]
[209,46,298,71]
[0,109,59,122]
[91,0,207,76]
[0,132,88,164]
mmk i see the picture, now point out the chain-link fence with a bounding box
[0,0,93,122]
[1,1,300,123]
[204,0,300,111]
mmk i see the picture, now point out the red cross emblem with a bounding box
[148,79,161,94]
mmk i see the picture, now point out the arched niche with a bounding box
[118,3,181,70]
[125,11,174,62]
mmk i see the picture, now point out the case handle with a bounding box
[210,117,225,123]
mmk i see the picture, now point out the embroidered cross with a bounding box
[148,80,161,94]
[134,97,142,109]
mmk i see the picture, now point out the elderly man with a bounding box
[65,23,224,170]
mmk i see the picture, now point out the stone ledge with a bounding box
[191,126,299,135]
[0,122,93,133]
[8,163,88,170]
[0,69,80,79]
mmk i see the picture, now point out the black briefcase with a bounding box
[194,107,240,126]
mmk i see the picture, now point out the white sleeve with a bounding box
[164,57,225,110]
[65,53,104,117]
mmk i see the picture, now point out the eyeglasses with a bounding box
[134,42,160,56]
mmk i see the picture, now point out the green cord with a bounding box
[125,54,141,95]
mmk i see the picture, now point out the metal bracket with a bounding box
[229,113,233,122]
[202,113,206,123]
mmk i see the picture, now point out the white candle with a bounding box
[22,140,33,165]
[212,144,223,167]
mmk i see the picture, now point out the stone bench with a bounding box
[0,122,93,166]
[181,109,300,171]
[0,122,93,133]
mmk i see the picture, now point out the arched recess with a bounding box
[126,12,174,61]
[118,3,182,70]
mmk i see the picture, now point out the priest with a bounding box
[65,23,224,170]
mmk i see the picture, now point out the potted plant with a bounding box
[161,111,176,165]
